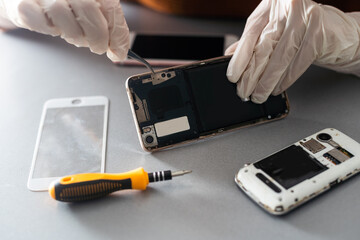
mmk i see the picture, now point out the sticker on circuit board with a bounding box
[300,138,326,154]
[154,116,190,137]
[323,147,354,165]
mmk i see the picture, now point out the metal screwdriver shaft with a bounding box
[148,170,192,183]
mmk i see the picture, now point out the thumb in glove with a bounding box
[226,0,360,104]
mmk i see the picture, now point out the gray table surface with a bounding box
[1,2,360,240]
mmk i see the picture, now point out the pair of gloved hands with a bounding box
[1,0,359,103]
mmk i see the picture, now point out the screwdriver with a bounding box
[49,167,192,202]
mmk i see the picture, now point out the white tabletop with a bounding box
[1,2,360,240]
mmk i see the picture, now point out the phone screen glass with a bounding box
[131,35,224,60]
[33,106,105,178]
[28,97,108,190]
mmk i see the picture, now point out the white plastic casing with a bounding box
[235,128,360,215]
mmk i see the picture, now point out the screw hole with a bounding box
[72,99,81,105]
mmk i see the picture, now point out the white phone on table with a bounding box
[27,96,109,191]
[235,128,360,215]
[119,32,238,66]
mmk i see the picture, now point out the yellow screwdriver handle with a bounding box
[49,167,149,202]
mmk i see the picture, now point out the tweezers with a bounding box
[127,49,155,74]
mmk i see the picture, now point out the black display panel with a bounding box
[132,35,224,60]
[254,145,327,189]
[184,61,287,133]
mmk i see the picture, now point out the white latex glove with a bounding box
[0,0,130,61]
[225,0,360,104]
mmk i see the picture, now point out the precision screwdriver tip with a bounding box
[171,170,192,178]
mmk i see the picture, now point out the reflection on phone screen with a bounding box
[33,106,104,178]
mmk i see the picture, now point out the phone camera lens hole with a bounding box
[316,133,332,142]
[145,135,154,144]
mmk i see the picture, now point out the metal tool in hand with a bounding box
[127,49,155,74]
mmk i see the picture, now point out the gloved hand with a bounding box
[0,0,130,61]
[225,0,360,104]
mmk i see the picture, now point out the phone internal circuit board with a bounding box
[127,57,289,151]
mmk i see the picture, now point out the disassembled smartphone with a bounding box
[235,128,360,215]
[27,96,109,191]
[126,56,290,152]
[119,32,238,66]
